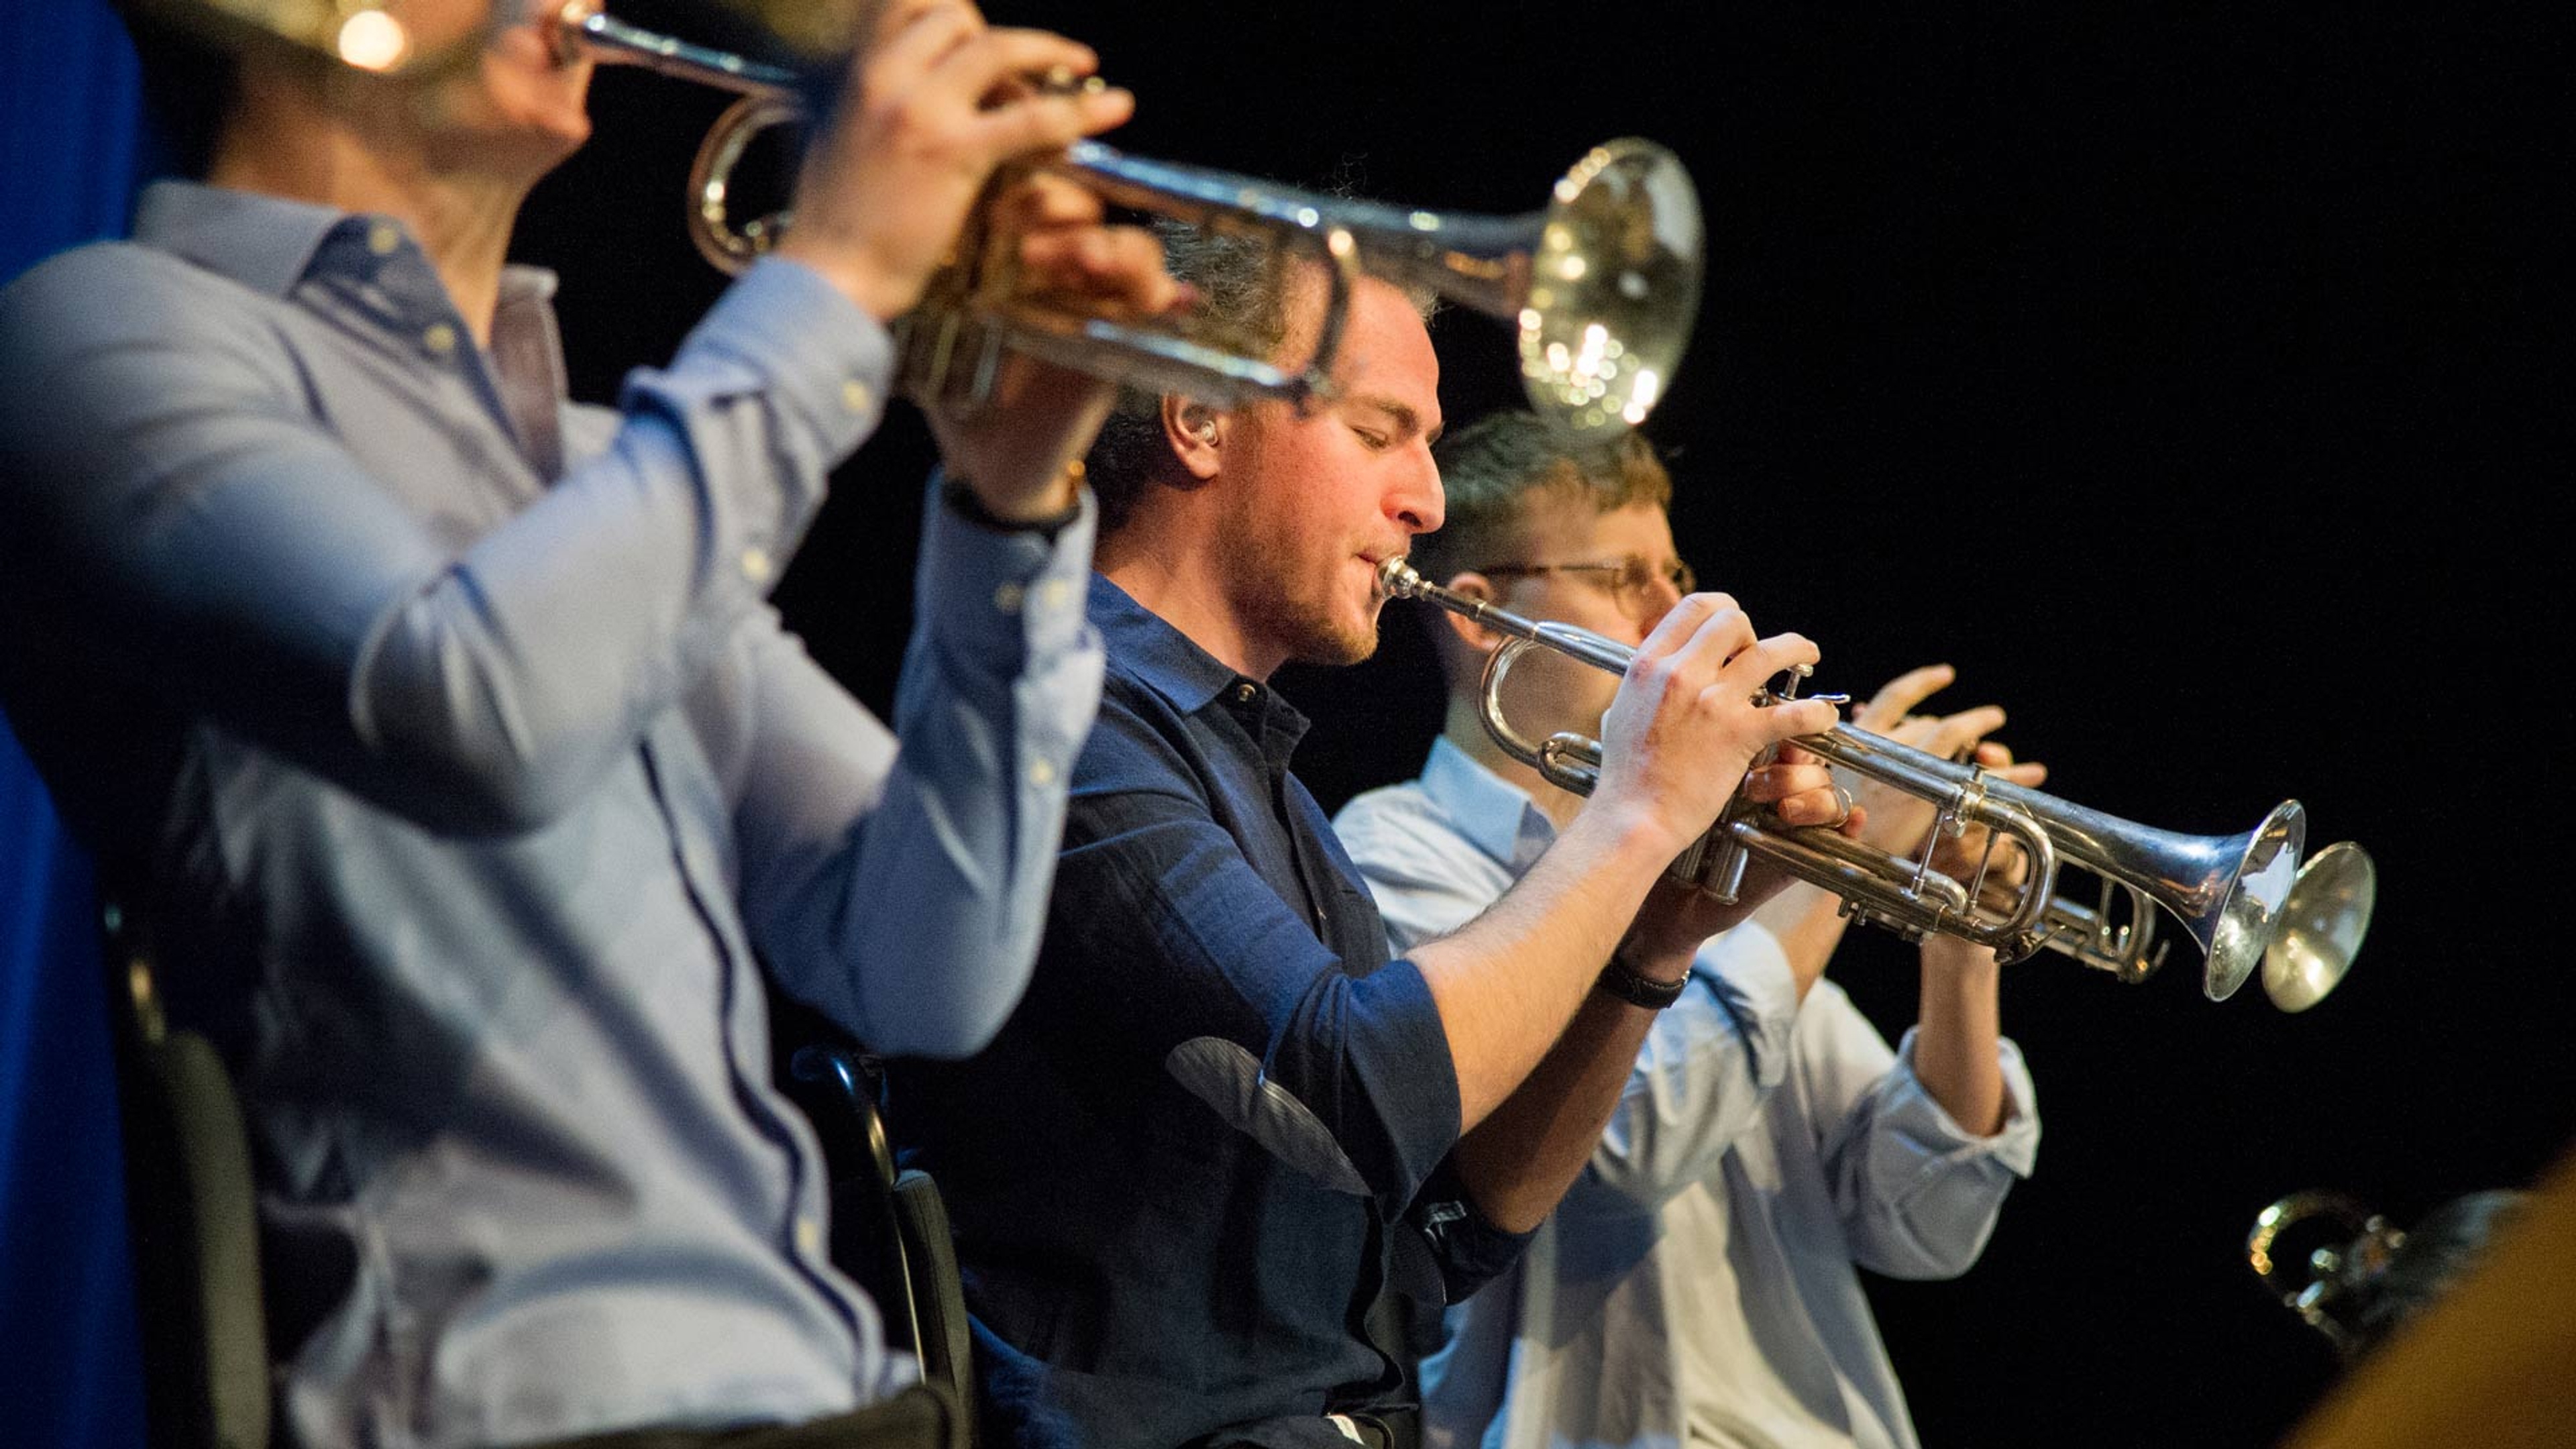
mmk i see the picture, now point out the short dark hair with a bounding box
[1407,410,1674,585]
[1083,212,1437,535]
[1084,221,1304,533]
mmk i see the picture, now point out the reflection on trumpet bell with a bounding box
[1375,556,2375,1008]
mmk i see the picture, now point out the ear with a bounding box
[1161,395,1226,481]
[1437,572,1511,655]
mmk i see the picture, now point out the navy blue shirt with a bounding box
[892,576,1529,1449]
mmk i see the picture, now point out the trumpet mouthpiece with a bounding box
[1375,557,1424,599]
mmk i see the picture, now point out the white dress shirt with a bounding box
[1333,738,2040,1449]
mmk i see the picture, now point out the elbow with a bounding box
[1580,1085,1723,1214]
[873,1000,1014,1061]
[1580,1153,1706,1218]
[354,614,625,835]
[849,942,1035,1062]
[1580,1142,1670,1213]
[1856,1213,2000,1281]
[379,729,602,836]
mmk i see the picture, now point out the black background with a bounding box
[515,5,2569,1445]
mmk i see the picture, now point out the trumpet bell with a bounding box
[2192,800,2308,1002]
[2261,840,2377,1011]
[1517,140,1703,433]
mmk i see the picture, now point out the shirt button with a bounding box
[992,582,1026,614]
[841,378,874,414]
[795,1216,824,1256]
[367,221,401,256]
[1230,682,1257,704]
[422,321,458,357]
[1029,757,1057,787]
[740,546,773,584]
[1038,578,1072,612]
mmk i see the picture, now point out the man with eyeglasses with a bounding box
[1333,411,2045,1449]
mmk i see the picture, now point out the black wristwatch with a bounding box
[940,468,1085,540]
[1595,950,1688,1010]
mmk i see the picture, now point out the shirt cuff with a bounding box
[1691,920,1799,1093]
[615,258,894,627]
[912,471,1099,680]
[1341,957,1468,1214]
[692,256,895,464]
[1886,1028,2043,1179]
[1403,1158,1540,1306]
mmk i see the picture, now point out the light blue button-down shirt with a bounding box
[0,182,1103,1448]
[1334,738,2040,1449]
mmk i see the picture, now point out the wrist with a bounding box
[1562,796,1700,885]
[1919,930,2003,975]
[941,466,1086,535]
[1596,941,1690,1010]
[775,239,918,325]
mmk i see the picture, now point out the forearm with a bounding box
[1452,987,1658,1232]
[744,492,1101,1057]
[1409,804,1678,1131]
[1910,934,2008,1136]
[1750,880,1851,1003]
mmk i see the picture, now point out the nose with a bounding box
[1391,445,1444,537]
[1637,570,1686,626]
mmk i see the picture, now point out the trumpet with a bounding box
[1375,557,2376,1008]
[2247,1189,2526,1356]
[556,2,1701,431]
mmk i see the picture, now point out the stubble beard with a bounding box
[1244,577,1381,669]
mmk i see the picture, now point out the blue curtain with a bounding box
[0,3,151,1444]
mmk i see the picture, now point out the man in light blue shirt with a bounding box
[1335,413,2042,1449]
[0,3,1175,1444]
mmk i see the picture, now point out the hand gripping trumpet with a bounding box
[1375,558,2377,1008]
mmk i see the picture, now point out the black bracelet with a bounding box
[940,468,1085,540]
[1595,950,1688,1010]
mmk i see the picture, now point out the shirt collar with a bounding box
[1089,573,1311,759]
[1419,735,1557,872]
[133,180,344,297]
[129,179,564,307]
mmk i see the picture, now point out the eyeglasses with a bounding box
[1478,555,1697,616]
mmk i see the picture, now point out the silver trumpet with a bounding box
[555,2,1701,430]
[1377,558,2376,1008]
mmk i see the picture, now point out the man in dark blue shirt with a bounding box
[890,229,1851,1449]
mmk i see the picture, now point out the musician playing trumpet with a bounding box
[1332,411,2045,1449]
[0,1,1179,1444]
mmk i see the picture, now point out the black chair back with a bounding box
[103,908,270,1449]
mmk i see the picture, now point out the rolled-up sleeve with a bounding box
[1818,1021,2041,1280]
[1582,922,1803,1213]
